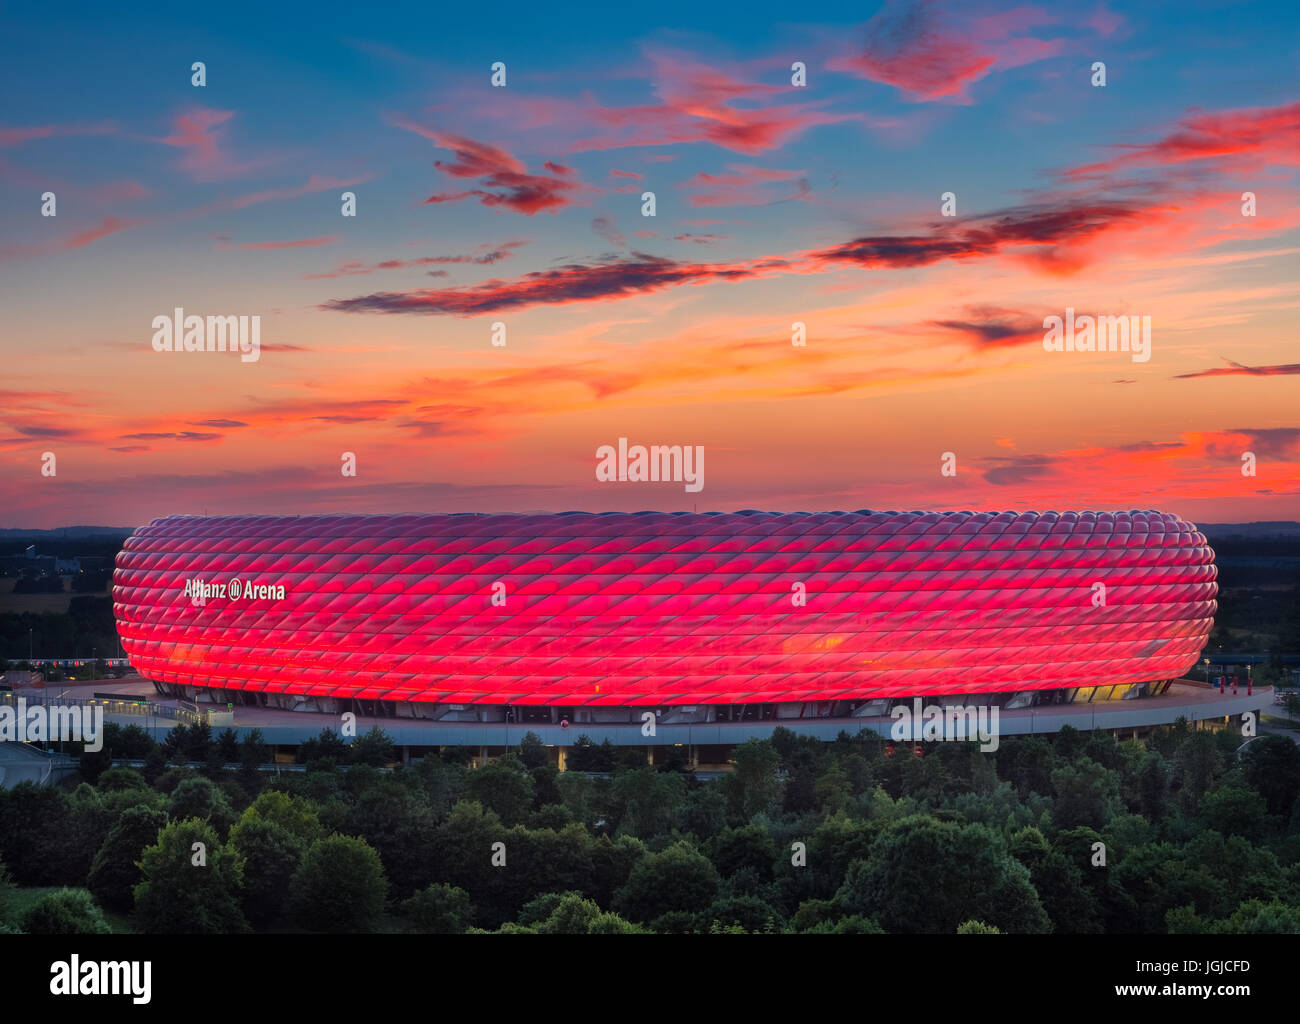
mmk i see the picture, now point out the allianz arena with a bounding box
[112,510,1218,726]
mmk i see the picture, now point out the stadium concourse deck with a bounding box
[47,676,1270,754]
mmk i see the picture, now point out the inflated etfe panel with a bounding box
[112,510,1217,705]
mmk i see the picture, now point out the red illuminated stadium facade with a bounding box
[112,510,1217,727]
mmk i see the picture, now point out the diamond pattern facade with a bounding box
[112,510,1217,705]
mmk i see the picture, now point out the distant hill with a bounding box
[1199,522,1300,538]
[0,527,134,539]
[3,521,1298,540]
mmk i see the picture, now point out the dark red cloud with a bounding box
[15,425,81,438]
[927,306,1044,349]
[392,120,592,215]
[1064,101,1300,180]
[983,454,1058,486]
[304,241,527,279]
[324,198,1153,317]
[830,0,1062,101]
[120,431,222,442]
[567,50,858,155]
[324,253,793,316]
[806,200,1147,270]
[1205,428,1300,458]
[1174,358,1300,380]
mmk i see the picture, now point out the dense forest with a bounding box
[2,720,1299,935]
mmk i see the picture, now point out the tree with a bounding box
[134,819,248,933]
[1240,735,1300,819]
[611,767,686,839]
[705,894,781,933]
[289,834,388,933]
[535,893,643,934]
[1051,761,1121,830]
[465,754,535,826]
[0,781,105,886]
[347,727,397,767]
[565,736,616,773]
[710,825,777,882]
[165,776,236,837]
[340,775,438,895]
[403,883,475,934]
[555,771,594,825]
[783,765,818,814]
[1173,731,1225,812]
[1136,752,1168,822]
[162,722,214,763]
[96,766,150,793]
[295,728,348,766]
[518,731,549,769]
[804,914,885,934]
[1008,826,1100,934]
[957,920,1002,934]
[1217,899,1300,934]
[724,740,782,820]
[1198,781,1271,842]
[613,841,720,924]
[836,816,1050,934]
[19,888,112,935]
[678,785,727,840]
[228,818,304,925]
[88,805,167,912]
[0,857,13,923]
[232,790,324,845]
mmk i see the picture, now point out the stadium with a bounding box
[104,509,1261,756]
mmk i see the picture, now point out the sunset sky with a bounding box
[2,0,1297,529]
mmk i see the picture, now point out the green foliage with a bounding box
[613,841,720,924]
[465,754,535,826]
[1240,735,1300,819]
[612,767,686,839]
[347,727,397,767]
[724,740,783,820]
[289,834,389,933]
[0,858,13,922]
[18,888,112,935]
[403,883,475,934]
[5,676,1300,938]
[133,819,248,933]
[87,805,167,912]
[232,789,324,845]
[836,815,1050,934]
[228,818,304,926]
[957,920,1002,934]
[166,776,237,837]
[566,736,616,773]
[0,781,107,886]
[295,728,348,766]
[518,731,549,769]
